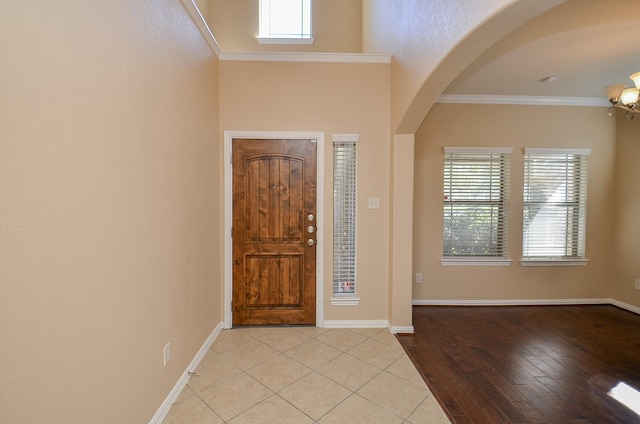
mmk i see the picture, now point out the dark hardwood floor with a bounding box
[397,305,640,423]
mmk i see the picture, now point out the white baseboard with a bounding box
[149,321,224,424]
[322,319,389,329]
[389,325,415,334]
[412,298,611,306]
[609,299,640,315]
[412,297,640,316]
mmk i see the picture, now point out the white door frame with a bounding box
[223,130,325,328]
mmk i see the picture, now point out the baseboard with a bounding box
[149,321,224,424]
[609,298,640,315]
[389,325,415,335]
[322,319,389,329]
[412,298,611,306]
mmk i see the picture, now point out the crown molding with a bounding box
[437,94,610,107]
[181,0,221,57]
[219,51,392,64]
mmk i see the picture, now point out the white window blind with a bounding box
[333,136,357,296]
[259,0,312,41]
[443,147,511,258]
[523,148,589,260]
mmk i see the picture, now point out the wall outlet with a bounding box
[415,273,423,284]
[367,197,380,209]
[635,279,640,290]
[163,343,171,367]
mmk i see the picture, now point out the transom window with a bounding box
[442,147,511,264]
[258,0,312,43]
[522,148,589,264]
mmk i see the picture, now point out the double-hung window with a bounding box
[332,134,359,305]
[258,0,313,44]
[442,147,512,265]
[522,148,590,265]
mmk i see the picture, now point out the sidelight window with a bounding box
[332,134,359,304]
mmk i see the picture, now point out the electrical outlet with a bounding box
[163,343,171,367]
[416,273,423,284]
[635,279,640,290]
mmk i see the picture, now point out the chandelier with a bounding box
[606,72,640,119]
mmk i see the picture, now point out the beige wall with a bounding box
[362,0,565,133]
[206,0,362,53]
[611,116,640,308]
[0,1,221,423]
[219,60,391,321]
[413,103,616,301]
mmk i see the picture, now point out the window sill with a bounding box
[441,258,512,267]
[330,296,361,306]
[520,259,590,267]
[257,37,314,45]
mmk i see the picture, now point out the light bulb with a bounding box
[631,72,640,89]
[620,88,639,105]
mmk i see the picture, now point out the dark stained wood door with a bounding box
[232,139,317,325]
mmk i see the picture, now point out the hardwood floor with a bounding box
[397,305,640,423]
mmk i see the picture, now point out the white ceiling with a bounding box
[443,0,640,100]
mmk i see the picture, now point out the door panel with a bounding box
[232,139,316,325]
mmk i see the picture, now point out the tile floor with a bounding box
[163,327,450,423]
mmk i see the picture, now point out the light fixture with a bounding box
[606,72,640,120]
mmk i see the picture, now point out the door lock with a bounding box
[307,239,316,246]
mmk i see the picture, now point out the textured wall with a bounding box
[219,60,391,322]
[413,103,616,301]
[611,117,640,308]
[0,1,221,422]
[206,0,362,53]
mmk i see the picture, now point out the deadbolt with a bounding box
[307,225,315,233]
[307,213,315,221]
[307,239,316,246]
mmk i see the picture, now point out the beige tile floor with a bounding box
[163,327,450,424]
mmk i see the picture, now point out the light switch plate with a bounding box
[367,197,380,209]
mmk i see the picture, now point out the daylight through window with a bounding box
[523,148,589,261]
[333,136,357,297]
[443,147,511,259]
[259,0,312,41]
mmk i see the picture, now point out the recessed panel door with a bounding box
[232,139,317,325]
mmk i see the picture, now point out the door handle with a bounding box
[307,239,316,247]
[307,225,315,233]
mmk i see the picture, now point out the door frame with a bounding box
[223,130,325,328]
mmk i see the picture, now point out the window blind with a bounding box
[523,148,589,259]
[333,140,357,295]
[443,147,511,257]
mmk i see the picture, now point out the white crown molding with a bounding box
[219,51,392,64]
[437,94,611,107]
[149,322,224,424]
[181,0,221,57]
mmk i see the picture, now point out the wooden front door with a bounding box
[232,138,317,325]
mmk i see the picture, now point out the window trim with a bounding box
[331,133,360,306]
[521,148,590,266]
[442,147,512,265]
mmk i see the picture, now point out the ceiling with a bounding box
[443,0,640,100]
